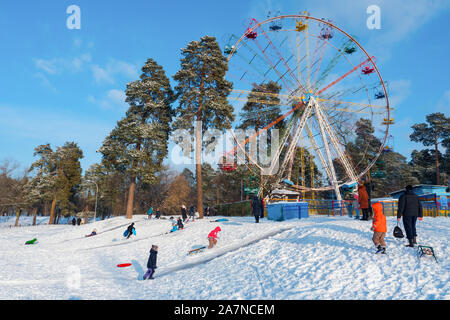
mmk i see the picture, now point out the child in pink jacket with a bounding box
[208,226,221,248]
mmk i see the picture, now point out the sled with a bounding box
[123,229,136,237]
[25,238,38,245]
[117,263,132,268]
[211,218,229,222]
[417,245,438,263]
[188,245,207,255]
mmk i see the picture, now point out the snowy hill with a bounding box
[0,215,448,300]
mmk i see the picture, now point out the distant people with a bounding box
[188,205,196,222]
[155,208,161,219]
[207,227,221,249]
[259,197,264,219]
[71,218,76,226]
[143,245,158,280]
[252,196,261,223]
[147,206,153,219]
[85,229,97,237]
[371,202,387,254]
[126,223,135,239]
[170,221,178,233]
[76,217,82,226]
[176,217,184,230]
[397,185,423,247]
[204,206,210,217]
[364,180,375,219]
[353,193,360,219]
[181,205,188,221]
[358,182,370,221]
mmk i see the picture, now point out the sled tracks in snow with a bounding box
[155,226,295,277]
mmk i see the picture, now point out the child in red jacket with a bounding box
[208,226,221,249]
[371,202,387,254]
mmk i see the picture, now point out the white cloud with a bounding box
[387,79,411,108]
[34,54,137,86]
[33,73,57,93]
[34,54,92,75]
[91,59,139,85]
[88,89,128,111]
[92,64,115,84]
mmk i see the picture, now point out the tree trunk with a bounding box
[196,74,205,219]
[196,118,204,219]
[32,207,38,226]
[126,175,136,219]
[49,194,57,225]
[435,129,440,185]
[14,208,21,227]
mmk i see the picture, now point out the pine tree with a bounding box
[410,113,449,185]
[238,81,283,133]
[173,36,234,219]
[28,142,83,224]
[99,58,174,219]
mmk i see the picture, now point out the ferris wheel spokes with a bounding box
[314,98,358,183]
[310,98,342,200]
[316,56,373,96]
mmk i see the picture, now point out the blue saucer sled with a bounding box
[123,229,136,237]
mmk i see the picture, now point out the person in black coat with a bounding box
[155,208,161,219]
[71,218,76,226]
[252,196,261,223]
[126,223,135,239]
[143,245,158,280]
[181,205,187,221]
[259,197,264,219]
[177,217,184,230]
[397,185,423,247]
[76,217,81,226]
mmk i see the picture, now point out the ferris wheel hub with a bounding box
[301,90,315,105]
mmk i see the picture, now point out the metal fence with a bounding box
[266,198,449,217]
[213,200,253,217]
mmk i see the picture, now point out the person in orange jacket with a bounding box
[371,202,387,254]
[207,226,221,249]
[358,182,370,221]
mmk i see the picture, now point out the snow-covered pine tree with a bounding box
[99,58,174,219]
[28,142,83,224]
[172,36,234,219]
[238,81,283,133]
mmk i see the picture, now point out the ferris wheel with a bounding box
[221,12,392,200]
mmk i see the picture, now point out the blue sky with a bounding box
[0,0,449,175]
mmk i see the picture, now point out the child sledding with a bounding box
[85,229,97,237]
[124,223,136,239]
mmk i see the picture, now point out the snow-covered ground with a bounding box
[0,214,448,300]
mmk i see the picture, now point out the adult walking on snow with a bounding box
[364,179,375,219]
[358,182,370,221]
[181,205,188,221]
[188,205,196,222]
[397,185,423,247]
[252,196,261,223]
